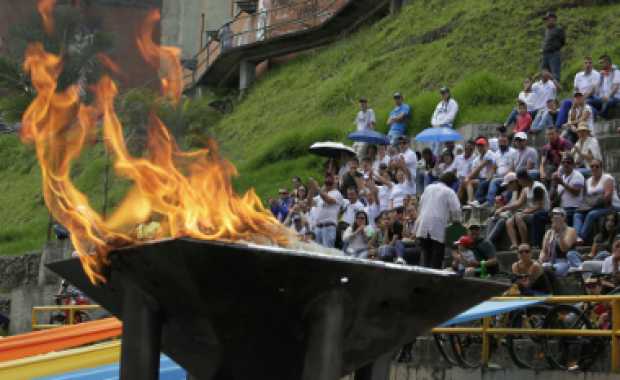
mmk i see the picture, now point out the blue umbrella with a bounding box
[347,130,390,145]
[414,127,463,143]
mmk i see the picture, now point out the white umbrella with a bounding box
[309,141,356,158]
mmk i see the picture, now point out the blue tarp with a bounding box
[439,299,546,327]
[35,355,185,380]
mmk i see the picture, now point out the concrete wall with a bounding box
[389,366,619,380]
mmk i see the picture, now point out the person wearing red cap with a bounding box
[451,235,475,276]
[464,137,497,207]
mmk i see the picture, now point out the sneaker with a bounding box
[462,205,473,210]
[468,200,481,207]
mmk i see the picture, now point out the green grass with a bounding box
[3,0,620,255]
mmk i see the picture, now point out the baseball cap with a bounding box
[455,235,474,247]
[397,135,410,142]
[475,137,487,146]
[393,92,402,98]
[439,86,450,93]
[551,207,566,216]
[543,11,557,20]
[359,96,368,103]
[573,88,584,96]
[514,132,528,141]
[501,172,518,186]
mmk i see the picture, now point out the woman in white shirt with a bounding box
[572,122,602,176]
[573,159,620,243]
[342,210,374,258]
[389,167,414,209]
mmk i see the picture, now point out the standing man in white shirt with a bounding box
[556,56,601,128]
[307,175,344,248]
[430,87,459,155]
[352,97,376,157]
[414,172,462,269]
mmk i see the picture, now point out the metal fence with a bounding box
[32,304,103,330]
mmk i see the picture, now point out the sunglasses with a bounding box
[518,250,530,254]
[591,165,601,169]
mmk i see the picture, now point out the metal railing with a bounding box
[32,305,103,330]
[431,295,620,373]
[183,0,351,89]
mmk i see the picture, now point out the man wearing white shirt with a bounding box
[397,135,417,195]
[591,54,620,118]
[464,137,497,207]
[414,172,462,269]
[430,87,459,155]
[486,134,516,206]
[557,56,601,128]
[352,97,376,157]
[531,70,560,111]
[307,175,344,248]
[454,140,477,202]
[550,155,584,226]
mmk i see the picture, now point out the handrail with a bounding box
[32,304,104,330]
[431,295,620,373]
[183,0,351,89]
[0,317,122,362]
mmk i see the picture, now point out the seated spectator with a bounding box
[294,184,308,205]
[340,187,365,228]
[307,175,343,248]
[506,169,551,249]
[455,139,477,203]
[486,172,521,243]
[369,210,406,264]
[443,140,464,156]
[372,164,393,211]
[386,92,411,145]
[342,210,374,258]
[512,132,539,176]
[270,188,292,222]
[372,145,389,176]
[531,70,560,112]
[539,208,580,277]
[460,223,498,278]
[418,148,437,194]
[435,150,458,191]
[550,155,584,226]
[451,235,476,276]
[340,158,363,194]
[486,133,516,206]
[575,56,602,106]
[573,159,620,243]
[513,101,533,133]
[602,240,620,280]
[430,86,459,154]
[352,97,376,157]
[512,243,549,295]
[302,231,316,243]
[559,90,594,143]
[590,55,620,119]
[464,137,497,207]
[576,212,618,272]
[531,98,559,133]
[285,210,310,237]
[572,122,602,176]
[389,166,414,209]
[396,135,417,194]
[360,157,374,180]
[540,128,572,182]
[504,77,539,128]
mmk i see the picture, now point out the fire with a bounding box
[22,3,290,284]
[37,0,56,35]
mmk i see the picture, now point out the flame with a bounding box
[22,7,290,284]
[38,0,56,35]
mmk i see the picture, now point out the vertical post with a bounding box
[120,281,162,380]
[612,299,620,373]
[481,317,491,366]
[390,0,403,15]
[301,290,345,380]
[239,59,256,95]
[68,308,75,325]
[31,309,37,330]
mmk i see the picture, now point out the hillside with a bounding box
[2,0,620,255]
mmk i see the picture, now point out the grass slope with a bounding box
[2,0,620,255]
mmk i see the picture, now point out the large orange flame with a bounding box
[22,5,290,284]
[38,0,56,35]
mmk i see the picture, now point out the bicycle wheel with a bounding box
[542,304,605,371]
[433,334,460,366]
[449,320,484,368]
[506,305,551,370]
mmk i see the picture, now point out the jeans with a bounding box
[417,169,426,195]
[379,240,405,262]
[346,248,369,259]
[531,110,553,132]
[575,167,592,178]
[486,216,507,243]
[562,207,578,227]
[475,179,491,204]
[555,99,572,128]
[486,177,504,205]
[530,210,550,247]
[546,252,580,277]
[424,172,437,189]
[542,51,561,81]
[574,208,620,243]
[315,225,337,248]
[388,130,405,145]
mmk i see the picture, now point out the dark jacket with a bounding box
[543,26,565,53]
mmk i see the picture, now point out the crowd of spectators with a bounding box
[267,12,620,297]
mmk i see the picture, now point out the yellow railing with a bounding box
[32,305,103,330]
[431,295,620,373]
